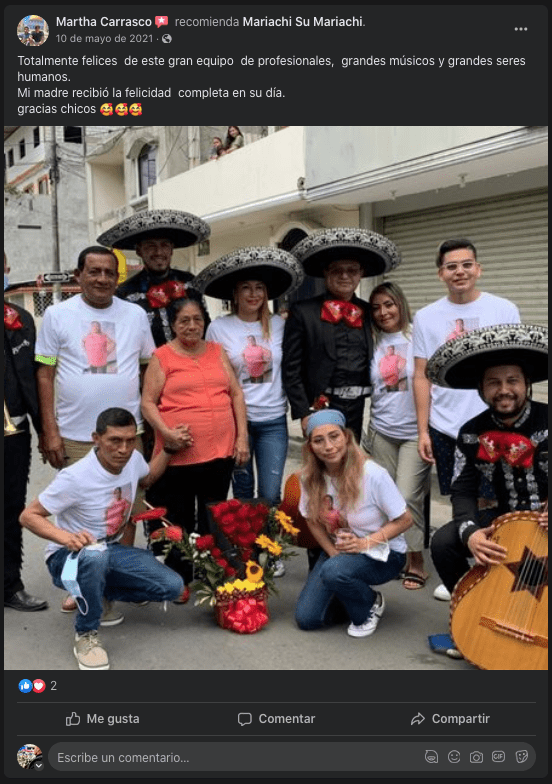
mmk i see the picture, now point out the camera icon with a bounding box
[470,751,484,763]
[492,751,506,762]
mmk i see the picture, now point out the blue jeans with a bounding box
[232,415,288,505]
[295,549,406,630]
[47,543,183,634]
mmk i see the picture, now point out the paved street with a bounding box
[4,416,470,671]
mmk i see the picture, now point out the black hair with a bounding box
[435,238,477,268]
[95,408,137,435]
[77,246,118,272]
[169,297,208,326]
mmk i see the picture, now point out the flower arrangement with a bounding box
[142,500,299,634]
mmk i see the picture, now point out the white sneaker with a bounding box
[347,592,386,638]
[73,630,110,670]
[433,584,452,602]
[273,559,286,578]
[99,600,124,627]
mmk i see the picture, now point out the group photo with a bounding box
[4,125,548,671]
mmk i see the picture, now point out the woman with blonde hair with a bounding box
[365,281,431,590]
[197,247,304,514]
[295,409,411,636]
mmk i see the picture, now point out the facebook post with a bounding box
[4,3,548,779]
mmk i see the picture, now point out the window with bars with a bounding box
[138,144,157,196]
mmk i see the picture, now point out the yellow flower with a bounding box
[245,560,264,583]
[243,579,265,592]
[255,534,282,556]
[275,511,300,536]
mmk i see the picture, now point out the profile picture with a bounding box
[17,744,43,769]
[17,16,49,46]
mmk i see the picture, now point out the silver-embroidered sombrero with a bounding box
[426,323,548,389]
[97,209,211,250]
[292,228,401,277]
[193,246,305,300]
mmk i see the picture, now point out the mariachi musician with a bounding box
[4,255,48,611]
[427,323,548,597]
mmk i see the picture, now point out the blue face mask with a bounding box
[60,552,89,615]
[4,274,9,291]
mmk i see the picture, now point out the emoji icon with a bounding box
[155,16,168,28]
[115,103,128,116]
[448,750,461,764]
[129,103,142,116]
[19,679,33,693]
[32,679,46,693]
[100,103,113,116]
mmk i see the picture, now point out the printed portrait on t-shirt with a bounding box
[81,320,117,374]
[104,483,132,536]
[377,342,408,392]
[319,493,348,541]
[445,317,479,342]
[240,334,273,384]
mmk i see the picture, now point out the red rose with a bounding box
[149,528,164,541]
[215,558,227,568]
[236,521,250,534]
[211,547,222,558]
[244,532,257,545]
[224,565,238,576]
[251,518,264,534]
[256,504,269,518]
[165,526,183,542]
[241,548,253,562]
[227,499,241,510]
[196,534,215,551]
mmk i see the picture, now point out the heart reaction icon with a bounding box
[33,679,46,693]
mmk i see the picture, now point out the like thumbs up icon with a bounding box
[66,712,81,727]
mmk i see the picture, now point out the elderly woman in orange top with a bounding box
[141,298,249,594]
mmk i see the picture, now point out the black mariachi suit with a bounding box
[116,268,209,347]
[4,304,41,598]
[282,293,373,440]
[431,401,548,593]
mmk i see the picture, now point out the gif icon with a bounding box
[492,751,506,762]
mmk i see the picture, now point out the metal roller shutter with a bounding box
[382,188,548,326]
[382,188,548,398]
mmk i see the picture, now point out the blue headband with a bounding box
[306,409,346,437]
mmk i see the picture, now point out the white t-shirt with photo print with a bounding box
[370,330,417,439]
[35,295,155,441]
[299,460,408,553]
[39,448,149,561]
[206,314,287,422]
[412,292,520,439]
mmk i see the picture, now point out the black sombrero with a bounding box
[193,246,304,300]
[97,209,211,250]
[426,323,548,389]
[291,228,401,278]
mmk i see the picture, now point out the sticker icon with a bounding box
[32,679,46,693]
[19,679,33,693]
[516,751,529,764]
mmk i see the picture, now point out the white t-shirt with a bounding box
[370,330,417,439]
[299,460,408,553]
[412,292,520,439]
[206,314,287,422]
[35,295,155,441]
[39,448,149,560]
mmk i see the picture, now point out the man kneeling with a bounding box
[20,407,189,671]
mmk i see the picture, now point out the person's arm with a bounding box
[282,306,312,431]
[305,516,340,558]
[141,354,193,451]
[336,510,412,554]
[413,356,434,463]
[36,364,66,468]
[20,499,95,551]
[220,347,249,466]
[139,445,177,489]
